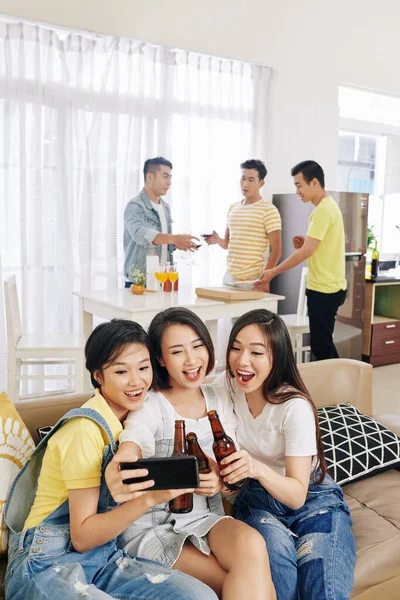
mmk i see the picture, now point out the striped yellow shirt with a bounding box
[227,199,282,279]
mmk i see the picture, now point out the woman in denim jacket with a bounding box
[5,319,218,600]
[107,307,276,600]
[216,309,356,600]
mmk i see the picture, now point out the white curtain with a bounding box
[0,16,272,394]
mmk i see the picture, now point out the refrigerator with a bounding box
[270,192,368,360]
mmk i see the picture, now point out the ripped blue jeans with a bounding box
[233,474,356,600]
[5,407,217,600]
[6,528,218,600]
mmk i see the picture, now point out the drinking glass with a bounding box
[155,270,168,294]
[167,263,179,296]
[191,235,203,267]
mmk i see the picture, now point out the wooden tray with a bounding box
[195,286,265,302]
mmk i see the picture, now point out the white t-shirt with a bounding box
[152,201,168,266]
[213,373,317,477]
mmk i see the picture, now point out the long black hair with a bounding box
[226,309,326,484]
[85,318,153,389]
[148,307,215,390]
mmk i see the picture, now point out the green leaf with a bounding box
[129,267,146,285]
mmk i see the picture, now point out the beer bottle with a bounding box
[207,410,245,491]
[371,240,379,280]
[169,420,193,514]
[163,262,173,293]
[186,432,211,474]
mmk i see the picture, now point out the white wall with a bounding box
[2,0,400,195]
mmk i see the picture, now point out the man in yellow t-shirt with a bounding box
[256,160,347,360]
[206,159,282,292]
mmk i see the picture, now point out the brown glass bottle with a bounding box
[186,432,211,474]
[169,420,193,514]
[208,410,245,491]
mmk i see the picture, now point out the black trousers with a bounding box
[306,288,347,361]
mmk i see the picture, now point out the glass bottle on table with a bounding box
[371,240,379,280]
[163,262,173,293]
[169,420,193,514]
[207,410,245,491]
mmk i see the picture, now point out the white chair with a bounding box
[280,267,310,363]
[4,275,87,401]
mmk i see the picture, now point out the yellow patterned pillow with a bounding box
[0,392,35,554]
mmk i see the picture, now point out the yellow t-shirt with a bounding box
[24,390,122,530]
[227,199,282,279]
[306,196,347,294]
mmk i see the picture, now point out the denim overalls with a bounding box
[119,384,229,567]
[233,472,356,600]
[5,406,217,600]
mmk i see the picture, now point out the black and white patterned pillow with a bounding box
[317,403,400,486]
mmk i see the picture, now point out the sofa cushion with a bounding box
[344,470,400,598]
[351,575,400,599]
[0,392,35,555]
[317,403,400,486]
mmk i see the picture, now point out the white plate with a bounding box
[231,280,258,287]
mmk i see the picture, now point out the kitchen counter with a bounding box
[366,277,400,284]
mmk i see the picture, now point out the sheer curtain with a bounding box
[0,16,272,394]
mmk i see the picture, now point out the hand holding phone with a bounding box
[105,455,155,504]
[120,456,200,490]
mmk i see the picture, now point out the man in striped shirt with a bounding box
[206,159,282,291]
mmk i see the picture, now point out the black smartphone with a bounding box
[120,456,200,490]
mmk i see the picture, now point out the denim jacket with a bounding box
[123,188,174,279]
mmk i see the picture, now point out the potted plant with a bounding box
[367,225,376,249]
[129,267,146,295]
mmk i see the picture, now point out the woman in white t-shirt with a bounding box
[106,307,275,600]
[216,309,356,600]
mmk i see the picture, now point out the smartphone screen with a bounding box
[120,456,200,490]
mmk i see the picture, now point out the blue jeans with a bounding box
[6,529,217,600]
[5,406,217,600]
[233,475,356,600]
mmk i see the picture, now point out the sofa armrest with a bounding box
[373,414,400,437]
[15,393,92,444]
[298,359,373,415]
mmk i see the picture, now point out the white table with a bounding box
[74,287,284,389]
[75,287,285,343]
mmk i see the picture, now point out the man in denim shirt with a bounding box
[124,157,197,286]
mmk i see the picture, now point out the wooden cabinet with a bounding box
[362,282,400,367]
[370,320,400,366]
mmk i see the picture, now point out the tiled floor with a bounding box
[372,363,400,415]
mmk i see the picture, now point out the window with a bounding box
[0,17,272,395]
[338,86,400,257]
[337,132,376,193]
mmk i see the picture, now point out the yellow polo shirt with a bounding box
[24,390,122,530]
[306,196,347,294]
